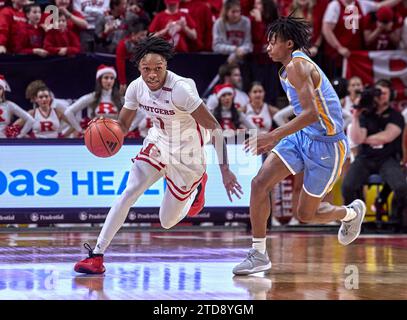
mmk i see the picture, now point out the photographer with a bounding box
[342,79,407,230]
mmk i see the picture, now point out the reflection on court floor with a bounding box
[0,231,406,299]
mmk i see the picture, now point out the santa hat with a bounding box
[214,84,234,98]
[0,74,11,92]
[376,6,394,23]
[96,65,117,79]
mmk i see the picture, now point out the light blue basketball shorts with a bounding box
[272,130,349,198]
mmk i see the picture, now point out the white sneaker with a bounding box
[338,199,366,246]
[233,249,272,275]
[271,217,281,226]
[326,220,340,226]
[288,217,300,226]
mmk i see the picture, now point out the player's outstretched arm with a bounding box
[191,104,243,201]
[117,107,138,135]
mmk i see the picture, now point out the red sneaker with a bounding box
[187,173,208,217]
[74,243,106,274]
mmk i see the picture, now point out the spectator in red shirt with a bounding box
[0,0,27,54]
[180,0,213,51]
[207,0,223,18]
[395,0,407,17]
[322,0,401,77]
[44,10,81,56]
[148,0,197,53]
[240,0,254,16]
[249,0,278,55]
[46,0,88,36]
[247,0,279,104]
[15,4,48,56]
[288,0,329,57]
[278,0,293,16]
[115,22,148,95]
[363,6,402,50]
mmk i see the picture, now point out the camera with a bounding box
[331,77,348,100]
[353,86,382,110]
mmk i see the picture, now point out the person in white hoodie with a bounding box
[64,65,123,135]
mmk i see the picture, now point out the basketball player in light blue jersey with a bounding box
[233,16,366,275]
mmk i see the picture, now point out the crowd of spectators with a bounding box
[0,0,405,67]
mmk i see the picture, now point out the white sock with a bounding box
[341,206,357,222]
[93,237,110,255]
[252,237,267,254]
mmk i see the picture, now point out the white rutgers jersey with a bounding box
[128,107,154,137]
[32,107,61,138]
[137,110,153,137]
[124,71,210,191]
[245,103,272,134]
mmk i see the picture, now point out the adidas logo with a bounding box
[106,141,118,152]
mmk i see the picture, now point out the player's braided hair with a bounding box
[266,13,312,54]
[132,34,175,65]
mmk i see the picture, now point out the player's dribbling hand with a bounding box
[221,167,243,202]
[244,132,278,155]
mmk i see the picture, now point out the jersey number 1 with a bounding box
[157,117,165,130]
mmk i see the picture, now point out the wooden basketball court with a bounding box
[0,229,406,300]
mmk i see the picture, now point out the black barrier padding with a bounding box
[0,53,227,109]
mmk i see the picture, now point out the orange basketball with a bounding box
[84,118,124,158]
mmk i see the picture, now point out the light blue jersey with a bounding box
[279,50,344,139]
[273,50,349,198]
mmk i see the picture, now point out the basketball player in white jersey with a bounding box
[64,65,123,135]
[0,75,35,138]
[74,35,243,274]
[15,86,72,138]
